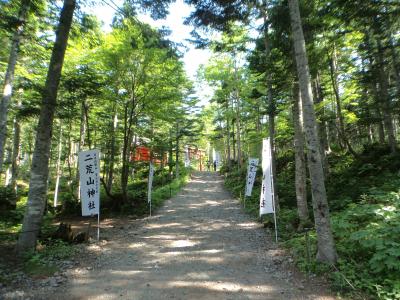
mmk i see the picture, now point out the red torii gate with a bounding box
[187,146,206,171]
[132,144,206,170]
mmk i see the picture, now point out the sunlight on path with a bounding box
[43,172,336,300]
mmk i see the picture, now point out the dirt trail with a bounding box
[33,172,335,299]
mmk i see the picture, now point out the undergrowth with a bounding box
[223,145,400,299]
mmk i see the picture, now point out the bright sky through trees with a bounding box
[84,0,213,105]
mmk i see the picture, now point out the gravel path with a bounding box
[17,172,336,299]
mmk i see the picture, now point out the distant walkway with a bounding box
[37,172,335,299]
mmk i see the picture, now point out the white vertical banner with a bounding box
[260,138,275,215]
[79,149,100,216]
[259,138,278,242]
[245,158,259,197]
[184,146,190,167]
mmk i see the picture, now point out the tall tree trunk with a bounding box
[313,72,330,176]
[16,0,76,253]
[0,0,30,174]
[53,122,63,208]
[233,57,242,167]
[121,104,129,204]
[386,25,400,97]
[292,83,309,229]
[75,100,87,198]
[288,0,337,264]
[376,38,396,153]
[232,116,236,161]
[107,108,118,191]
[168,128,173,176]
[377,108,385,144]
[83,100,91,148]
[225,100,231,169]
[10,115,20,196]
[175,122,180,179]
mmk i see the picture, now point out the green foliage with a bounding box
[23,240,76,277]
[223,145,400,299]
[0,196,26,242]
[151,168,191,209]
[0,186,17,210]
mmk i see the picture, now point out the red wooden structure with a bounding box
[131,145,205,169]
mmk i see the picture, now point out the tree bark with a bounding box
[375,38,396,153]
[10,113,21,196]
[175,122,180,179]
[0,0,31,173]
[292,83,309,229]
[16,0,76,254]
[225,99,231,169]
[288,0,337,264]
[107,108,118,191]
[313,72,330,176]
[53,123,63,208]
[75,100,87,198]
[233,57,242,167]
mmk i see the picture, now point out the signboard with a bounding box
[148,163,154,204]
[260,138,275,216]
[245,158,259,197]
[79,149,100,216]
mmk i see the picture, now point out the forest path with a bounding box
[40,172,335,299]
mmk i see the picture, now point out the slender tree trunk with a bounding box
[288,0,337,264]
[168,128,173,176]
[233,57,242,167]
[376,38,396,153]
[377,108,385,144]
[121,104,129,204]
[53,122,63,208]
[0,0,30,173]
[83,100,91,148]
[329,49,345,148]
[75,100,86,198]
[16,0,76,253]
[107,108,118,191]
[292,83,309,229]
[175,122,179,179]
[10,120,20,193]
[387,28,400,97]
[10,110,21,197]
[225,100,231,169]
[232,116,236,161]
[313,73,330,176]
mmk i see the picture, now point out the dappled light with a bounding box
[30,172,336,300]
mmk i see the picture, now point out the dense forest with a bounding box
[1,0,400,299]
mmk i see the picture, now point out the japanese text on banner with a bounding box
[245,158,259,196]
[79,149,100,216]
[260,138,275,216]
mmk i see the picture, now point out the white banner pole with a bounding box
[97,213,100,241]
[268,139,278,243]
